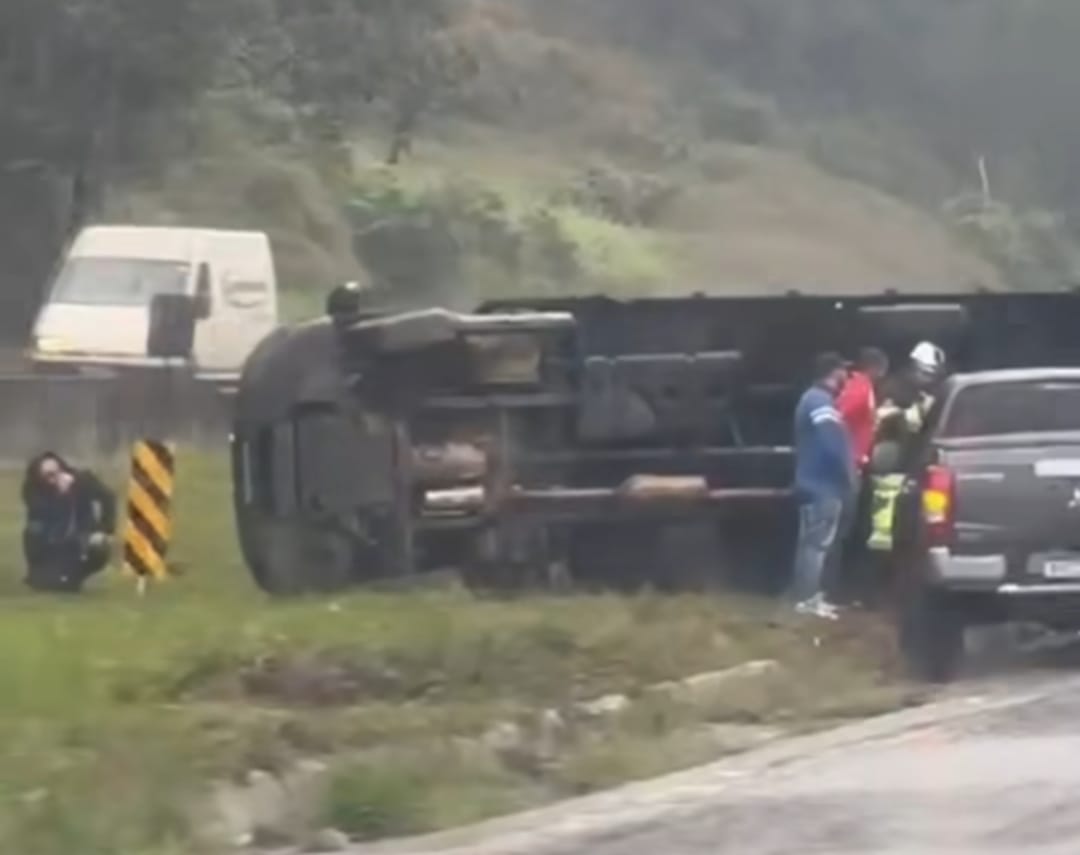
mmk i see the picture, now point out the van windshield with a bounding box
[51,258,190,307]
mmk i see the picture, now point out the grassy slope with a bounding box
[108,120,1003,326]
[368,132,1003,301]
[666,146,1003,294]
[98,6,1008,320]
[0,454,917,852]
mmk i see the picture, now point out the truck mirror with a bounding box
[148,294,198,359]
[194,263,213,320]
[327,281,364,323]
[194,291,212,320]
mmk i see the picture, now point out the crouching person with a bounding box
[22,453,117,593]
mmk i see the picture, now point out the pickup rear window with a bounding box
[943,380,1080,437]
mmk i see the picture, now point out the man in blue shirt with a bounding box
[790,352,855,619]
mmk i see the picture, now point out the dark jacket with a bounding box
[879,369,923,412]
[794,384,855,503]
[22,458,117,548]
[877,368,942,445]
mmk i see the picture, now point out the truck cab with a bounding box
[31,226,278,380]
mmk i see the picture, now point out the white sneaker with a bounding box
[794,599,816,616]
[818,600,841,621]
[795,596,840,621]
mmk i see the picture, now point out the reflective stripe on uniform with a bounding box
[811,406,842,425]
[868,473,905,552]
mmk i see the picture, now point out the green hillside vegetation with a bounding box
[6,0,1080,330]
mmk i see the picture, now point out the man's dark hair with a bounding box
[856,347,889,372]
[813,352,847,382]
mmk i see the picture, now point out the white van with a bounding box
[31,226,279,379]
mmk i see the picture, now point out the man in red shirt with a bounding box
[829,347,890,602]
[838,348,889,472]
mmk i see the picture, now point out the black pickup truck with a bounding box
[895,368,1080,681]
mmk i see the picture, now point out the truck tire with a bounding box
[899,587,966,683]
[251,518,358,596]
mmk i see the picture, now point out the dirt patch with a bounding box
[236,654,413,707]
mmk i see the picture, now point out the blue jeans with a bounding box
[790,497,844,603]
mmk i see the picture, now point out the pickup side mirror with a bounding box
[147,294,198,359]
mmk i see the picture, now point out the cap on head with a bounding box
[813,351,848,383]
[857,346,889,375]
[911,341,945,374]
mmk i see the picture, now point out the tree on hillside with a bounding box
[0,0,231,333]
[1,0,227,221]
[376,1,477,164]
[274,0,475,163]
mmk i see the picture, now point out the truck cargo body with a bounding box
[231,290,1080,595]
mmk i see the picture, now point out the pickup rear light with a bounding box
[922,464,956,546]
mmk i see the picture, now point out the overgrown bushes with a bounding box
[346,168,672,303]
[107,104,363,313]
[554,163,681,227]
[945,194,1080,290]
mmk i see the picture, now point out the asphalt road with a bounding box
[355,667,1080,855]
[574,678,1080,855]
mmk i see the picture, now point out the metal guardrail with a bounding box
[0,373,231,464]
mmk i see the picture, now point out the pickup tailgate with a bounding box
[943,439,1080,566]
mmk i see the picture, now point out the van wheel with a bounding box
[257,520,358,596]
[899,587,966,683]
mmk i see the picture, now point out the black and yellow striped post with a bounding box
[123,440,177,590]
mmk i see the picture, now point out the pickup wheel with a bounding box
[899,587,966,683]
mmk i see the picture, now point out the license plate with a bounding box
[1044,559,1080,579]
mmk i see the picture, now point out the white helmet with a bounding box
[911,341,946,374]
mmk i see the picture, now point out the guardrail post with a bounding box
[122,439,177,594]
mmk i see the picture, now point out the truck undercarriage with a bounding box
[231,290,1080,595]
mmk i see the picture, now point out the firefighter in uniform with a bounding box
[868,342,947,554]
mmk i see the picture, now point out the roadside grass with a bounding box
[0,454,916,853]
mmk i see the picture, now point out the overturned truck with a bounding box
[231,289,1080,595]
